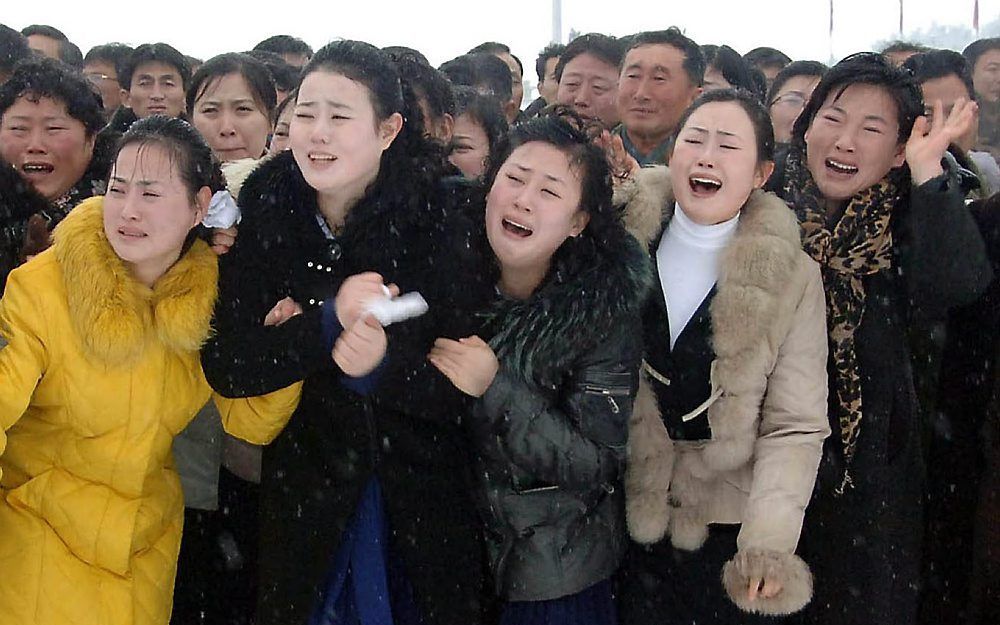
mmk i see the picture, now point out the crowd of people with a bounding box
[0,18,997,625]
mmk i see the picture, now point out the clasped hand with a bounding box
[428,336,499,397]
[263,272,397,378]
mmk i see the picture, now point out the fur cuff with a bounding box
[626,375,675,544]
[722,548,813,616]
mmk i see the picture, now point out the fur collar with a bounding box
[618,166,803,470]
[52,196,218,365]
[490,220,652,389]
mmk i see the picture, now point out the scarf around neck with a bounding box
[782,144,903,493]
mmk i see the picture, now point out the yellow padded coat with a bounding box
[0,197,302,625]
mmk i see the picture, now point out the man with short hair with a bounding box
[253,35,312,69]
[615,28,704,166]
[881,40,930,67]
[0,24,31,85]
[743,46,791,90]
[469,41,525,123]
[523,43,565,119]
[555,33,623,130]
[20,24,81,68]
[440,53,515,123]
[83,43,133,119]
[117,43,190,126]
[964,38,1000,159]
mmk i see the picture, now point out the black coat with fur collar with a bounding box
[201,150,495,625]
[467,221,652,602]
[0,159,49,290]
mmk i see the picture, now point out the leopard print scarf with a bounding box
[782,145,902,492]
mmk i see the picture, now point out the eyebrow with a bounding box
[110,175,161,186]
[513,162,565,184]
[7,115,68,122]
[830,105,889,124]
[688,126,742,139]
[296,100,352,109]
[137,73,178,81]
[626,62,670,73]
[199,97,257,106]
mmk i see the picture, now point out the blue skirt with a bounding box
[500,578,617,625]
[308,477,424,625]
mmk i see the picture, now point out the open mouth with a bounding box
[825,158,858,175]
[502,218,533,237]
[689,175,723,196]
[22,162,54,175]
[118,227,147,239]
[309,153,337,163]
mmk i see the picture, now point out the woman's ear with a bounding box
[754,160,776,189]
[570,210,591,237]
[379,112,404,151]
[193,186,212,226]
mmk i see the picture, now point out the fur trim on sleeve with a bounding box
[721,548,813,616]
[625,373,675,544]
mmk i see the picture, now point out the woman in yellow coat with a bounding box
[0,116,301,625]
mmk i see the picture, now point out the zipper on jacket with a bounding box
[580,384,631,414]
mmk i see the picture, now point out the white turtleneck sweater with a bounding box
[656,203,740,349]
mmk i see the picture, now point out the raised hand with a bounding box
[596,130,639,182]
[333,315,387,377]
[263,297,303,326]
[906,97,979,186]
[428,336,499,397]
[335,272,400,329]
[210,226,238,256]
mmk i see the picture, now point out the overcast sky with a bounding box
[5,0,994,79]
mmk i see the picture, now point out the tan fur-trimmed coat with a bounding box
[617,167,831,616]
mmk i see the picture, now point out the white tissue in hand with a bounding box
[202,190,242,229]
[366,292,429,326]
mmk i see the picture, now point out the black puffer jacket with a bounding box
[468,222,652,602]
[202,150,495,625]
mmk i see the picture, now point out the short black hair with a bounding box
[673,88,775,164]
[389,51,455,122]
[0,24,32,78]
[20,24,67,41]
[792,52,922,146]
[187,53,277,122]
[555,33,623,83]
[963,38,1000,72]
[0,56,104,136]
[625,29,705,87]
[452,86,508,155]
[766,60,828,105]
[119,43,191,91]
[903,49,975,101]
[881,40,930,56]
[535,43,565,83]
[743,47,792,71]
[382,46,430,66]
[702,44,761,99]
[245,49,300,93]
[440,53,513,103]
[84,43,134,74]
[253,35,313,59]
[59,40,83,68]
[469,41,523,77]
[21,24,82,68]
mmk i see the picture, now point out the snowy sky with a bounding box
[5,0,995,80]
